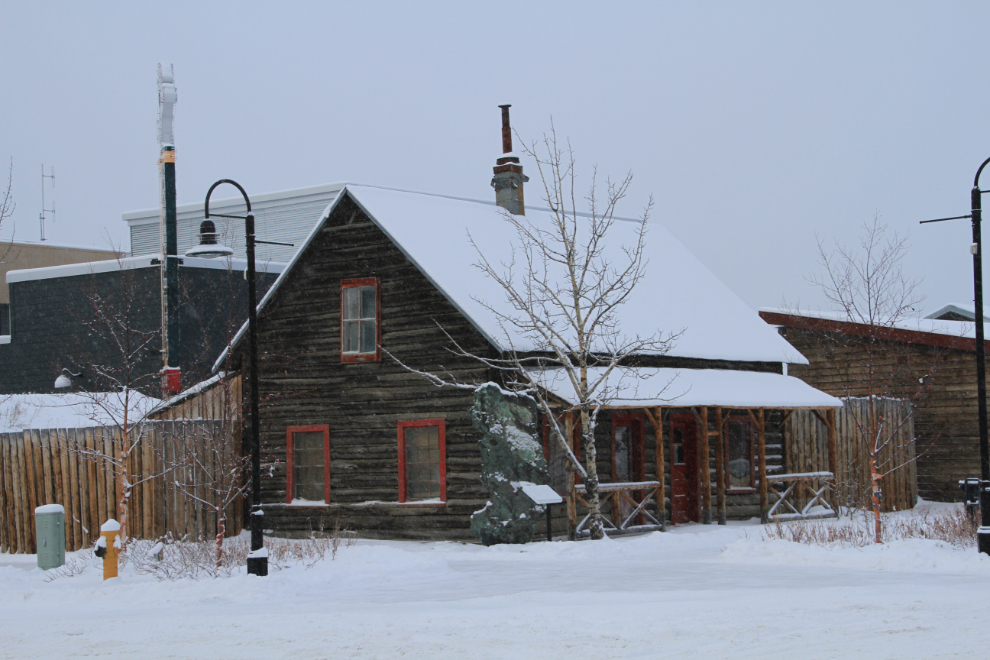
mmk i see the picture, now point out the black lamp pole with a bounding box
[204,179,267,576]
[921,156,990,554]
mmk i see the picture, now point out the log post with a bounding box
[714,407,726,525]
[700,406,711,524]
[826,407,838,511]
[757,409,768,524]
[655,407,666,530]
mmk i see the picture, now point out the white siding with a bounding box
[125,183,345,263]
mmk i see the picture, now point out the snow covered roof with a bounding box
[6,254,285,284]
[215,185,809,371]
[0,392,162,433]
[529,367,842,409]
[760,307,990,350]
[924,303,989,322]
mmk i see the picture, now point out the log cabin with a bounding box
[760,308,988,503]
[210,113,840,541]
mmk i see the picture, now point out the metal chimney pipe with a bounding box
[499,104,513,154]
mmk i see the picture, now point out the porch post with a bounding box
[826,407,837,510]
[714,407,726,525]
[757,408,768,524]
[700,406,712,524]
[655,407,666,530]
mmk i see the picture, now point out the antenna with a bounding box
[39,164,54,241]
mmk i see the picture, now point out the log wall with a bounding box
[781,326,967,501]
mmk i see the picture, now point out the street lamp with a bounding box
[202,179,291,577]
[920,156,990,555]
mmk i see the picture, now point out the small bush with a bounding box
[127,518,355,581]
[764,506,978,549]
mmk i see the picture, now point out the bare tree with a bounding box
[70,255,165,543]
[458,126,677,540]
[810,214,936,542]
[0,158,14,251]
[158,374,248,566]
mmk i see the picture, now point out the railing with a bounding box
[767,471,836,522]
[570,481,663,536]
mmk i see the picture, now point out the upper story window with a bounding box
[340,278,380,362]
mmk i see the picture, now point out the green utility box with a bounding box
[35,504,66,570]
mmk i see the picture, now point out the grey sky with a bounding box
[1,1,988,315]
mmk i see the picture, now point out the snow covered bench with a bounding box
[766,471,836,522]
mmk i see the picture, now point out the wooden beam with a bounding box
[811,408,831,429]
[700,406,711,524]
[654,407,666,530]
[756,409,768,524]
[780,409,794,426]
[714,407,726,525]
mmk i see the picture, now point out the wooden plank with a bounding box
[26,430,42,551]
[94,429,108,526]
[73,429,91,548]
[1,436,14,552]
[54,430,73,551]
[142,425,154,540]
[11,436,25,553]
[0,436,7,553]
[699,406,711,524]
[85,428,100,536]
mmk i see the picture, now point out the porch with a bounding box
[531,367,843,537]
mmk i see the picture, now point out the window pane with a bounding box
[293,431,325,501]
[614,426,630,482]
[727,422,752,488]
[360,319,376,354]
[342,320,359,353]
[360,286,376,319]
[343,287,360,320]
[405,425,441,501]
[673,427,685,465]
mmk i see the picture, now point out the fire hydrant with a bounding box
[94,519,121,580]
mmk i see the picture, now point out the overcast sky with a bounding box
[2,1,988,315]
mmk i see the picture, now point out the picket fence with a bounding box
[786,397,917,512]
[0,421,244,554]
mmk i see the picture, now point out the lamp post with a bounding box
[202,179,290,576]
[921,156,990,554]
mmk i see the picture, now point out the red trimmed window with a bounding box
[286,425,331,504]
[340,278,381,362]
[397,419,446,504]
[725,417,755,490]
[611,412,645,483]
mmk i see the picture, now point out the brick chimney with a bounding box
[491,104,529,215]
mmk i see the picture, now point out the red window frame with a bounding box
[723,415,756,492]
[285,425,331,505]
[611,412,646,484]
[397,418,446,506]
[340,277,381,363]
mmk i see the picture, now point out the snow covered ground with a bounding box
[2,510,988,659]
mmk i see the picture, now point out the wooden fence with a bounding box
[0,421,244,554]
[786,397,917,512]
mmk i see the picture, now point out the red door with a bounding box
[669,413,700,524]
